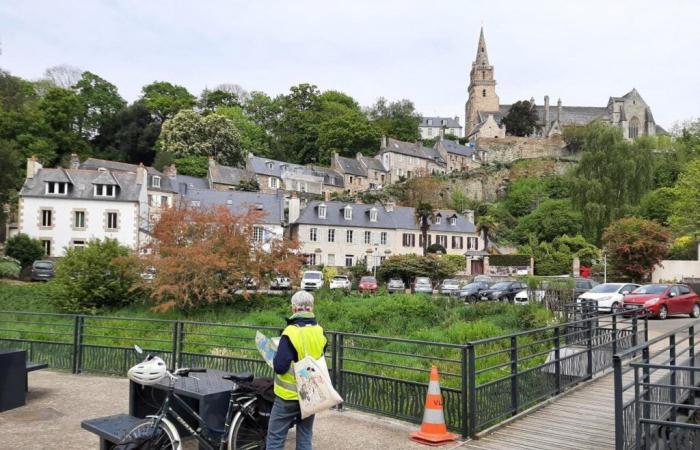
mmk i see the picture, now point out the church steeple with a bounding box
[475,27,490,66]
[465,27,500,136]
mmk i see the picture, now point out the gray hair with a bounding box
[291,290,314,311]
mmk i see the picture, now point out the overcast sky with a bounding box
[1,0,698,128]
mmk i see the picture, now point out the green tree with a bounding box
[602,217,669,282]
[141,81,196,122]
[513,199,583,244]
[50,239,141,313]
[520,234,598,276]
[217,106,271,157]
[273,83,322,164]
[669,158,700,236]
[173,155,208,177]
[199,85,246,110]
[502,177,548,217]
[366,97,421,141]
[74,71,126,137]
[638,187,679,226]
[93,101,160,164]
[415,202,434,256]
[316,109,381,163]
[450,189,469,214]
[159,109,243,166]
[476,214,496,250]
[4,233,44,269]
[502,100,539,137]
[0,140,21,224]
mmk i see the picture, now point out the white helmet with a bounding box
[127,356,167,385]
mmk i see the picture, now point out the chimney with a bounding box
[384,201,395,212]
[136,163,146,185]
[288,193,301,223]
[323,190,331,201]
[208,156,216,168]
[557,98,562,122]
[163,164,177,178]
[26,156,43,179]
[380,136,388,149]
[464,209,475,224]
[69,153,80,169]
[544,95,550,135]
[356,152,363,161]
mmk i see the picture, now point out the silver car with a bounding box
[412,277,433,294]
[439,279,462,295]
[387,278,406,293]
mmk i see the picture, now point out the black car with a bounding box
[479,281,528,302]
[30,260,54,281]
[458,281,491,302]
[575,278,599,297]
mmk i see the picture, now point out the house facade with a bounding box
[18,157,148,257]
[377,137,447,181]
[247,154,325,195]
[434,138,480,172]
[207,158,255,192]
[420,116,462,139]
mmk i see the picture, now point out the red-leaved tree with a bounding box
[602,217,669,283]
[144,206,302,311]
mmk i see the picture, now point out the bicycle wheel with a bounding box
[122,419,179,450]
[228,398,267,450]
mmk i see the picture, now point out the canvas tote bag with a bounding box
[293,328,343,419]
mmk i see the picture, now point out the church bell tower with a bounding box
[465,27,500,135]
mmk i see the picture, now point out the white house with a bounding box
[18,157,148,257]
[420,116,463,139]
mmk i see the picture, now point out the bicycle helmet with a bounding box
[127,356,167,385]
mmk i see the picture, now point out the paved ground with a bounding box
[0,370,468,450]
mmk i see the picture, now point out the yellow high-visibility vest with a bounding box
[274,324,327,401]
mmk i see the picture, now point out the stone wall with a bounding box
[477,136,566,164]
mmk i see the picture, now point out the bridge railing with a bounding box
[613,319,700,450]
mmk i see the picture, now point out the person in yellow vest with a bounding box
[267,291,327,450]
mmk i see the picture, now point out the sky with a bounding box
[1,0,698,129]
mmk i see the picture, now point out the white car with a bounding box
[578,282,640,313]
[270,276,291,290]
[514,288,546,305]
[301,270,324,291]
[329,275,351,290]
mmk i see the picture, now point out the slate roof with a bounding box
[380,138,446,166]
[42,169,72,183]
[421,117,462,129]
[248,154,318,179]
[80,158,177,193]
[208,162,254,186]
[295,201,475,233]
[359,156,388,172]
[181,189,284,225]
[20,169,142,202]
[335,156,367,177]
[173,175,209,195]
[439,139,475,157]
[498,104,609,127]
[308,165,345,188]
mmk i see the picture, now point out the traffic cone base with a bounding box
[409,366,458,446]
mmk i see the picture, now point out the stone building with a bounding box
[434,137,480,172]
[377,137,446,181]
[419,116,463,139]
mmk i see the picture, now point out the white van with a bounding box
[301,270,324,291]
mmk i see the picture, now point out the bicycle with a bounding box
[120,345,269,450]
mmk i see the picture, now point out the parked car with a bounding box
[513,286,546,306]
[575,278,599,297]
[439,279,462,296]
[387,278,406,294]
[458,281,491,302]
[329,275,351,290]
[624,284,700,319]
[31,260,54,281]
[270,276,291,290]
[480,281,528,302]
[472,275,493,284]
[412,277,433,294]
[358,276,379,294]
[577,282,640,313]
[301,270,324,291]
[245,277,258,290]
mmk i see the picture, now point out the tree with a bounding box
[366,97,421,141]
[4,233,44,269]
[638,187,679,226]
[144,205,302,310]
[0,140,21,224]
[449,189,469,214]
[273,83,322,164]
[0,69,37,110]
[199,84,248,110]
[520,234,598,276]
[141,81,196,122]
[73,71,126,137]
[476,214,496,250]
[377,254,460,283]
[37,87,90,162]
[159,109,243,166]
[42,65,83,89]
[51,239,141,312]
[415,202,434,256]
[502,177,548,217]
[217,106,271,157]
[502,100,539,137]
[316,109,381,163]
[513,199,583,244]
[173,155,208,177]
[602,217,669,283]
[669,158,700,236]
[93,101,160,164]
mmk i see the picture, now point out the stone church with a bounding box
[464,28,663,141]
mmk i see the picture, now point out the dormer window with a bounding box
[46,182,68,195]
[369,208,378,222]
[450,217,457,226]
[344,205,352,221]
[152,176,161,188]
[435,215,442,225]
[266,161,274,169]
[427,119,433,126]
[318,204,327,219]
[94,184,116,197]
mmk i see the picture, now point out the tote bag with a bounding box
[293,330,343,419]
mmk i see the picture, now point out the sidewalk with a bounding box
[0,370,468,449]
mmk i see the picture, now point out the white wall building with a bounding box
[420,116,463,139]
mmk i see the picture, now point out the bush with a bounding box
[50,239,142,313]
[5,233,44,269]
[377,254,461,283]
[0,256,21,279]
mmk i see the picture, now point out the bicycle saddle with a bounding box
[222,372,254,383]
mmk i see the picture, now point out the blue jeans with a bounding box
[266,397,315,450]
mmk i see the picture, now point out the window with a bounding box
[402,233,415,247]
[629,117,640,139]
[327,254,335,266]
[72,239,86,250]
[148,195,154,206]
[94,184,115,197]
[269,178,279,189]
[253,226,264,242]
[309,227,318,242]
[427,127,433,136]
[346,230,353,243]
[191,200,200,207]
[452,236,463,249]
[349,176,354,184]
[482,89,486,97]
[41,240,51,256]
[450,217,457,226]
[370,208,377,222]
[161,196,168,207]
[266,161,274,169]
[345,255,354,267]
[328,229,335,242]
[436,235,447,247]
[679,285,691,295]
[46,182,67,195]
[435,215,441,225]
[301,182,308,193]
[344,206,352,220]
[307,253,316,266]
[106,212,118,230]
[380,232,387,245]
[41,209,52,227]
[364,231,371,244]
[427,119,433,126]
[318,204,326,219]
[152,176,161,188]
[74,211,85,228]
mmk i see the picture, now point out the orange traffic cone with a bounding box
[410,365,458,446]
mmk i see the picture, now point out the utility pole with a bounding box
[603,247,608,284]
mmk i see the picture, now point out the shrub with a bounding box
[0,256,21,279]
[5,233,44,269]
[51,239,141,313]
[377,254,461,283]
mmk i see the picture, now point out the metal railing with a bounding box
[0,304,646,439]
[613,318,700,450]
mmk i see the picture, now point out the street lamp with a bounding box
[602,246,608,284]
[373,244,379,277]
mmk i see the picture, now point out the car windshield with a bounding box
[589,284,623,294]
[304,272,322,280]
[463,283,481,289]
[34,262,53,270]
[332,276,348,281]
[389,279,403,284]
[415,277,430,284]
[442,279,458,285]
[632,284,668,294]
[490,282,512,290]
[360,277,376,283]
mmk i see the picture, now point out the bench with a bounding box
[81,414,146,450]
[25,361,48,392]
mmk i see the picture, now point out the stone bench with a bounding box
[81,414,146,450]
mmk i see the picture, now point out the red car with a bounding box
[358,276,379,294]
[623,284,700,320]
